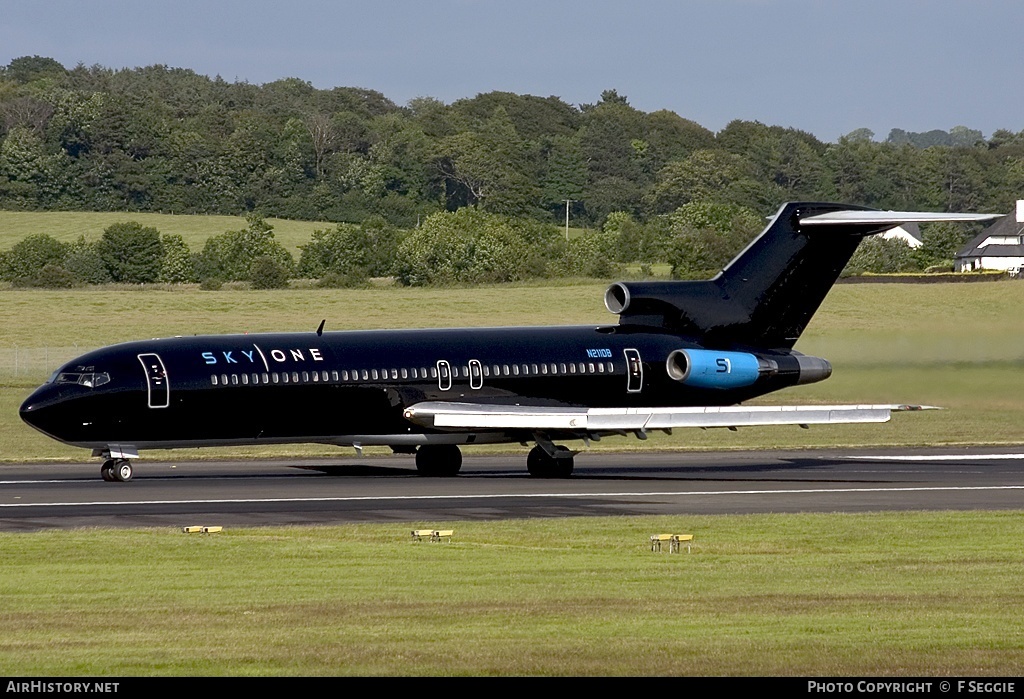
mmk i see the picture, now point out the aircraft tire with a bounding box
[100,460,115,482]
[112,459,133,482]
[415,445,462,477]
[527,445,574,479]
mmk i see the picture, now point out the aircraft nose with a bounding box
[19,384,64,437]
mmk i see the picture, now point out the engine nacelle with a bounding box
[665,349,765,389]
[665,349,832,389]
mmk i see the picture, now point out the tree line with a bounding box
[0,201,977,290]
[2,55,1023,232]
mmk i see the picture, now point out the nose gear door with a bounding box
[138,353,170,408]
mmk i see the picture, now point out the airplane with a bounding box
[19,202,999,482]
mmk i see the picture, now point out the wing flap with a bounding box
[403,402,937,432]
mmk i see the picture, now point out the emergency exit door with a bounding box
[624,348,643,393]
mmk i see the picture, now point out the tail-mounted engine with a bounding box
[665,348,831,390]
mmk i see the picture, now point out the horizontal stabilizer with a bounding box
[800,210,1001,226]
[404,402,937,433]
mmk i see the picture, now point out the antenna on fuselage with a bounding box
[316,319,325,337]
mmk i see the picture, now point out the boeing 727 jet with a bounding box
[19,202,998,481]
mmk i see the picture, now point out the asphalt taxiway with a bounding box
[1,446,1023,530]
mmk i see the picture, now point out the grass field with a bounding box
[1,278,1023,676]
[0,210,331,255]
[2,512,1022,676]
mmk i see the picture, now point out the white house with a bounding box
[954,200,1024,273]
[881,222,922,248]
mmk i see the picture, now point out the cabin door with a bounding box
[624,348,643,393]
[138,353,170,408]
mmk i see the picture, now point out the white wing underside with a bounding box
[403,402,937,433]
[800,210,1000,226]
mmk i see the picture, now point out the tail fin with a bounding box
[605,202,1000,349]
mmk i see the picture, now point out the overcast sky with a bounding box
[2,0,1021,141]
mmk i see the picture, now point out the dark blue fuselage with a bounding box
[20,324,808,451]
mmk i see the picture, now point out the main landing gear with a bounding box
[100,459,133,482]
[414,441,576,478]
[527,444,574,479]
[415,444,463,477]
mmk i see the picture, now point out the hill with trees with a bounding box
[1,55,1021,286]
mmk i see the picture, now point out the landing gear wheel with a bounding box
[111,459,133,482]
[527,445,574,478]
[415,444,462,477]
[100,459,115,482]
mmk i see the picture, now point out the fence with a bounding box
[0,346,93,380]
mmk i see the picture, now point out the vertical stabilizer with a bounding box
[605,202,1000,349]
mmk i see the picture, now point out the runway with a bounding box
[1,446,1023,530]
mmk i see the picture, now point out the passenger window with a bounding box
[331,371,338,381]
[371,369,379,380]
[522,364,528,375]
[292,372,299,383]
[211,375,218,386]
[312,372,318,382]
[607,361,614,372]
[391,368,398,379]
[411,368,418,379]
[512,365,520,376]
[430,367,438,378]
[221,374,228,385]
[263,372,270,383]
[541,364,548,374]
[231,375,239,385]
[560,364,567,374]
[401,368,408,379]
[282,373,289,383]
[531,364,538,374]
[483,366,490,377]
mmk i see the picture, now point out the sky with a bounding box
[2,0,1022,142]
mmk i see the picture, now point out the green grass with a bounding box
[1,512,1022,675]
[0,211,332,255]
[2,281,1024,461]
[2,279,1023,676]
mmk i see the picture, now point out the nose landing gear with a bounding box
[100,459,134,482]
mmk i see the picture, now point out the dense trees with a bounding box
[1,56,1020,232]
[1,55,1021,285]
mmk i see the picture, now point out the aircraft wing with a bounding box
[799,210,1000,226]
[403,402,937,433]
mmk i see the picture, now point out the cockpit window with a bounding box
[56,372,111,388]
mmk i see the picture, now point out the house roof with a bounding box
[955,209,1024,259]
[883,222,922,243]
